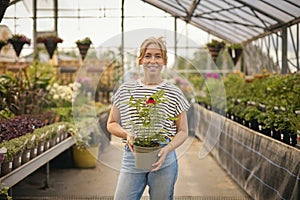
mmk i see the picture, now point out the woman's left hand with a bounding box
[151,146,171,172]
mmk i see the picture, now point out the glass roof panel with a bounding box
[240,0,294,22]
[263,0,300,17]
[144,0,300,43]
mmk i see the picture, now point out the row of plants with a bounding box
[0,33,92,60]
[197,70,300,147]
[0,122,76,177]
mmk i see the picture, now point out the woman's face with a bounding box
[141,44,165,76]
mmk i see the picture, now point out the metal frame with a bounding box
[5,0,300,73]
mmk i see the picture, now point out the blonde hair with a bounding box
[138,37,167,65]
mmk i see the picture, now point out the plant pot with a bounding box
[21,149,31,164]
[30,147,38,159]
[0,42,6,52]
[72,145,100,168]
[1,160,12,176]
[37,141,45,155]
[44,140,50,152]
[77,43,91,61]
[134,145,161,170]
[44,39,58,59]
[12,153,22,169]
[207,46,220,62]
[10,40,26,57]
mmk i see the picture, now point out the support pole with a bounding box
[174,17,177,70]
[121,0,125,81]
[33,0,37,59]
[54,0,58,34]
[281,27,288,74]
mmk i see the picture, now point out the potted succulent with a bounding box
[127,89,176,170]
[75,37,92,61]
[8,34,31,57]
[37,35,63,59]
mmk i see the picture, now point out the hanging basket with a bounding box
[9,40,26,57]
[0,42,6,52]
[0,0,10,23]
[77,43,91,61]
[207,46,221,62]
[228,48,243,65]
[44,39,58,59]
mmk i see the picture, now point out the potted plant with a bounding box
[37,35,63,59]
[8,34,31,57]
[75,37,92,61]
[127,89,176,170]
[70,118,101,168]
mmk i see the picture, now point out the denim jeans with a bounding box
[114,145,178,200]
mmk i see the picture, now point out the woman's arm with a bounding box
[107,104,128,139]
[107,104,134,152]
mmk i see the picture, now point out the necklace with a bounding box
[141,79,163,85]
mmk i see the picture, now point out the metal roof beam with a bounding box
[185,0,201,22]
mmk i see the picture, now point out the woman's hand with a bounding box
[151,145,171,172]
[126,134,135,153]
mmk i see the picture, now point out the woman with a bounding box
[107,36,190,200]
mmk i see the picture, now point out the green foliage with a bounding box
[76,37,92,45]
[128,89,173,147]
[0,61,56,116]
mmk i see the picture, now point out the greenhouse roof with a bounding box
[142,0,300,44]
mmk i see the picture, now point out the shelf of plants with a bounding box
[0,136,76,188]
[196,71,300,147]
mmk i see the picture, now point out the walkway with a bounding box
[12,136,252,199]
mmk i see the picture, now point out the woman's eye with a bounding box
[155,55,162,59]
[144,55,151,58]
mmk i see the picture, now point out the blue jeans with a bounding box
[114,146,178,200]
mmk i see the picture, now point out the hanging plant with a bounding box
[206,39,225,61]
[228,43,243,65]
[8,34,31,57]
[75,37,92,61]
[37,35,63,59]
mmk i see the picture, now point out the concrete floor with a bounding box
[12,136,252,199]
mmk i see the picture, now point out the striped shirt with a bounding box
[112,79,190,137]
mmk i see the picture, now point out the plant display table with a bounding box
[0,137,76,188]
[195,104,299,200]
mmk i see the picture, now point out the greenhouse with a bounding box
[0,0,299,200]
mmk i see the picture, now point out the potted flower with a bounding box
[37,35,63,59]
[8,34,31,57]
[75,37,92,61]
[128,89,176,170]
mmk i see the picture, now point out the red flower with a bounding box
[146,97,156,105]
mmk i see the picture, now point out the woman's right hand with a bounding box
[126,134,134,153]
